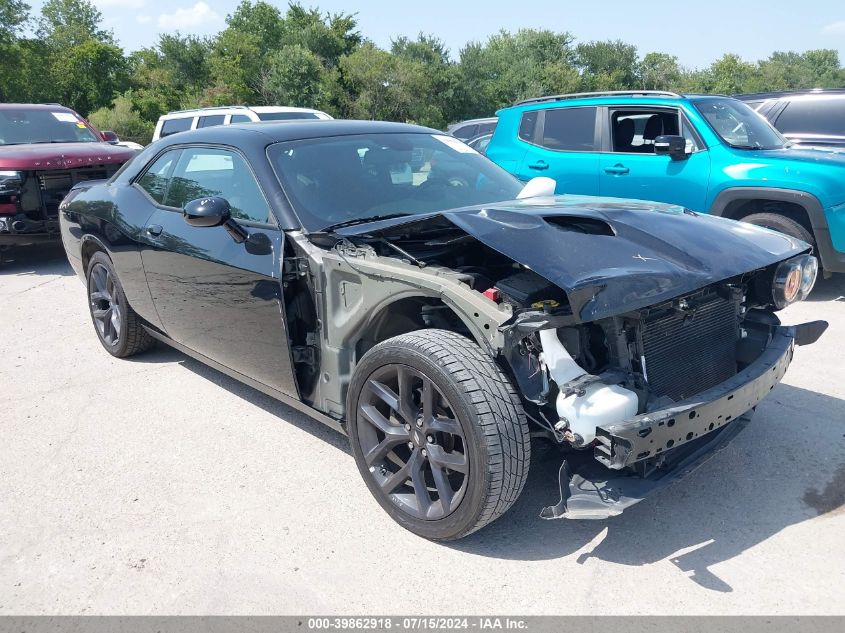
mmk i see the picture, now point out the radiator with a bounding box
[640,293,739,402]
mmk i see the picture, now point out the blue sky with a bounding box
[27,0,845,68]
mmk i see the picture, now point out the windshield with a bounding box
[0,109,100,146]
[693,98,787,150]
[268,133,523,231]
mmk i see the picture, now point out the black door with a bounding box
[137,145,297,396]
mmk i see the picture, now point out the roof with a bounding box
[162,105,327,117]
[735,89,845,100]
[448,117,498,127]
[0,103,76,112]
[499,92,729,113]
[156,119,440,146]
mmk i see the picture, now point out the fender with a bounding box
[709,187,845,273]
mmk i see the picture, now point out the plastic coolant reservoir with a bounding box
[539,329,639,446]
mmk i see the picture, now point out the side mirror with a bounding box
[184,197,231,227]
[654,135,689,161]
[101,130,119,143]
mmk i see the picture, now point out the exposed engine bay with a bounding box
[283,208,823,475]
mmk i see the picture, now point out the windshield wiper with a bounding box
[319,213,412,233]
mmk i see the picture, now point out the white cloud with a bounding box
[157,2,221,30]
[821,20,845,34]
[92,0,146,8]
[136,15,152,25]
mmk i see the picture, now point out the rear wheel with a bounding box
[86,251,154,358]
[347,329,530,540]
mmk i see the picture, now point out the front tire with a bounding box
[347,329,530,540]
[743,212,815,245]
[86,251,154,358]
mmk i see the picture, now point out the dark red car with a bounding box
[0,103,137,249]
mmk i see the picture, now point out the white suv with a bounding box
[152,105,332,141]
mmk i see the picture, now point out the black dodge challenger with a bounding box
[60,120,827,540]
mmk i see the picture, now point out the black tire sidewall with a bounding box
[86,251,132,357]
[743,212,815,245]
[347,342,495,541]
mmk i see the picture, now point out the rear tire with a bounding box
[347,329,530,540]
[743,212,815,245]
[86,251,154,358]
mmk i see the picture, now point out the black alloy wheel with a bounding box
[89,262,122,346]
[85,251,154,358]
[356,363,469,520]
[347,329,530,540]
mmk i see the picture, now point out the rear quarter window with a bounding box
[197,115,225,128]
[775,99,845,136]
[160,117,193,137]
[518,111,538,142]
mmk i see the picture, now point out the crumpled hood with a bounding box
[0,142,136,170]
[338,195,809,322]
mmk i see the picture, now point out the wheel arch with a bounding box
[709,187,842,270]
[352,294,494,364]
[80,234,111,272]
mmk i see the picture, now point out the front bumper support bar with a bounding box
[595,323,824,470]
[541,320,827,520]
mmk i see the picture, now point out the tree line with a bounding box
[2,0,844,143]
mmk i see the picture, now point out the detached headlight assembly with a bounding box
[772,255,818,309]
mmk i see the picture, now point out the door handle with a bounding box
[528,160,549,171]
[146,224,163,237]
[604,164,630,175]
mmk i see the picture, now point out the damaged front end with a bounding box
[501,273,826,520]
[334,199,827,521]
[0,166,121,247]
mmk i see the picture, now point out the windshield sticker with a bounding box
[52,112,79,123]
[432,134,477,154]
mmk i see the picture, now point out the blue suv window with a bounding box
[538,107,597,151]
[518,112,538,142]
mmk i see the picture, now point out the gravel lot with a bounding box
[1,244,843,615]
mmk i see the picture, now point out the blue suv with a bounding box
[486,91,845,273]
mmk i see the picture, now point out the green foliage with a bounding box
[49,38,128,115]
[1,0,843,139]
[458,29,577,117]
[259,45,325,108]
[88,92,153,144]
[639,52,681,90]
[576,40,640,89]
[0,0,30,44]
[38,0,113,47]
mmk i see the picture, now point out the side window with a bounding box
[165,148,271,224]
[453,124,477,140]
[198,115,225,128]
[160,117,192,138]
[136,150,179,204]
[610,109,680,153]
[540,107,597,151]
[518,111,538,142]
[231,114,252,123]
[776,99,844,136]
[477,121,497,135]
